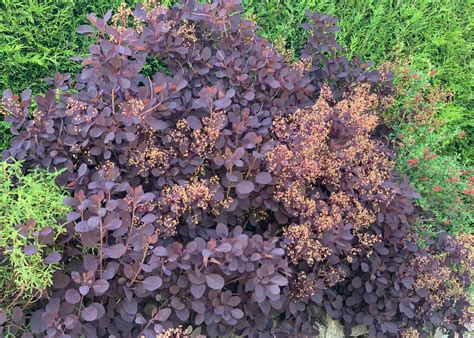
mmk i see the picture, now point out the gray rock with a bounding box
[314,313,367,337]
[314,315,473,338]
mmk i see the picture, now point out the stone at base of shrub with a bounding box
[314,313,367,337]
[314,316,473,338]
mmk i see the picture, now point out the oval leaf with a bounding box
[65,289,81,304]
[142,276,163,291]
[44,252,61,264]
[236,181,254,195]
[205,274,225,290]
[255,172,272,185]
[104,244,126,259]
[81,305,98,322]
[156,308,171,322]
[93,279,110,294]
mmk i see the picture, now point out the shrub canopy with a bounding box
[1,1,472,337]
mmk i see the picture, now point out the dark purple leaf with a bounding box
[382,322,398,334]
[75,220,96,233]
[214,97,231,110]
[119,78,131,89]
[255,284,265,299]
[351,276,362,289]
[156,308,171,322]
[243,91,255,100]
[93,279,110,294]
[90,127,103,138]
[175,79,188,91]
[77,25,95,34]
[106,217,122,230]
[30,310,47,333]
[65,289,81,304]
[399,303,415,318]
[186,116,202,129]
[216,243,232,253]
[191,284,206,298]
[11,307,23,323]
[79,285,90,296]
[123,299,138,315]
[141,213,157,224]
[270,274,288,286]
[103,10,112,22]
[67,211,81,222]
[205,274,225,290]
[64,314,79,330]
[215,223,228,237]
[201,47,211,61]
[374,244,389,255]
[148,118,168,131]
[266,284,280,295]
[81,305,98,322]
[230,308,244,319]
[104,244,126,259]
[142,276,163,291]
[83,254,98,271]
[24,244,37,256]
[401,276,415,289]
[255,172,272,185]
[78,163,88,177]
[153,246,167,256]
[44,252,61,264]
[216,50,225,61]
[227,296,240,307]
[269,80,280,89]
[236,181,254,195]
[175,308,190,321]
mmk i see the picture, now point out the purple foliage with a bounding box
[1,1,471,337]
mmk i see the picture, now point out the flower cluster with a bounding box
[289,272,318,302]
[283,222,330,266]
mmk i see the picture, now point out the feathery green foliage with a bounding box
[0,160,69,310]
[242,0,318,56]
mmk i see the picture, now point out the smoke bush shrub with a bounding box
[1,1,472,337]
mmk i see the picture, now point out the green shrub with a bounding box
[385,65,473,236]
[394,124,473,236]
[0,160,69,311]
[0,121,9,151]
[242,0,317,58]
